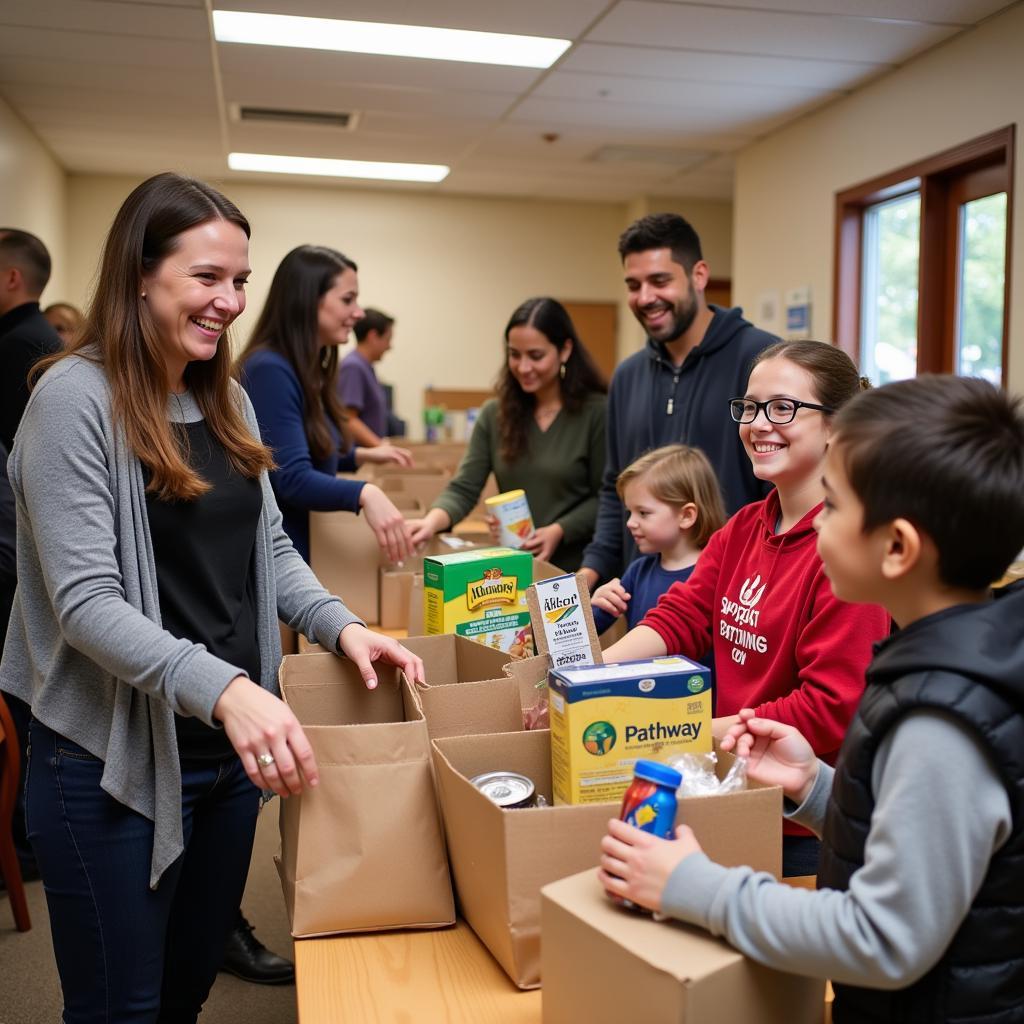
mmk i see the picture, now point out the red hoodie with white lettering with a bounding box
[642,490,889,832]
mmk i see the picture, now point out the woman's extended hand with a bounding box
[359,483,415,564]
[214,675,318,797]
[407,507,452,549]
[337,623,426,689]
[356,444,414,469]
[484,511,501,543]
[521,523,564,563]
[719,709,819,805]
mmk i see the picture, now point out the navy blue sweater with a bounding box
[582,307,776,582]
[240,349,362,562]
[591,554,695,635]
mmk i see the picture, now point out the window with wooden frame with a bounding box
[834,126,1013,386]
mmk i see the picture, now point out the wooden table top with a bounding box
[293,876,828,1024]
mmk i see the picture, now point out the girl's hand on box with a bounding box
[337,623,426,689]
[521,523,563,563]
[591,578,630,618]
[214,675,319,797]
[408,507,452,550]
[359,484,415,564]
[598,819,703,912]
[719,709,819,805]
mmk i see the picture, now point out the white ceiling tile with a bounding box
[655,0,1011,25]
[588,2,960,63]
[0,1,209,39]
[0,25,214,70]
[561,42,886,90]
[531,70,843,118]
[211,0,611,38]
[0,57,216,98]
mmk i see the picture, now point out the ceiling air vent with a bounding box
[234,105,359,130]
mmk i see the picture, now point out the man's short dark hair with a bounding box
[354,308,394,343]
[0,228,52,296]
[833,375,1024,590]
[617,213,703,273]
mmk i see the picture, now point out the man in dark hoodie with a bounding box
[601,375,1024,1024]
[581,213,777,587]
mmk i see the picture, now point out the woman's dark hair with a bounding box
[240,245,357,461]
[34,172,272,500]
[497,297,607,463]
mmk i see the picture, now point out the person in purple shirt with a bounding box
[238,246,414,565]
[338,308,394,446]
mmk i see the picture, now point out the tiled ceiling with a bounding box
[0,0,1013,202]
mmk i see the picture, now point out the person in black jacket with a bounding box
[0,229,62,452]
[581,213,777,588]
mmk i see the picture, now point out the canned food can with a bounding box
[470,770,537,809]
[484,489,534,549]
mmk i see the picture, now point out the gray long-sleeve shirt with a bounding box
[0,355,361,885]
[661,708,1012,988]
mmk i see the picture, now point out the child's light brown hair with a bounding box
[616,444,727,548]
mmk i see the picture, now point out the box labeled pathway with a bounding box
[423,547,534,657]
[432,731,781,990]
[549,656,712,805]
[542,871,824,1024]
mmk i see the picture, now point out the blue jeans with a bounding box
[25,719,260,1024]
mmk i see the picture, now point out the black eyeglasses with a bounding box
[728,398,835,424]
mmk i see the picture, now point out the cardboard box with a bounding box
[309,493,424,625]
[400,634,524,741]
[431,731,781,989]
[424,547,534,657]
[379,469,452,510]
[549,656,713,805]
[276,653,455,937]
[542,870,825,1023]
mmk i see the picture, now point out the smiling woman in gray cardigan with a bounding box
[0,173,424,1024]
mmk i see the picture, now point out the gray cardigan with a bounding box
[0,355,360,887]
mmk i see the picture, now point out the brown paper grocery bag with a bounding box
[275,653,455,937]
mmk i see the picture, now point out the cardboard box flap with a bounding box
[502,653,550,710]
[401,633,510,686]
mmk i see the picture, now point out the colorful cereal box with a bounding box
[423,548,534,657]
[548,656,712,805]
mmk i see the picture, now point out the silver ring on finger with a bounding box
[257,752,276,769]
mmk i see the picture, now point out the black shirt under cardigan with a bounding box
[144,418,262,759]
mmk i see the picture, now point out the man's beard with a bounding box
[636,291,697,344]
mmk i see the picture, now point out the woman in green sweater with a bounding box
[409,297,607,570]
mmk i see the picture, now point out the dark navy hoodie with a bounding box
[582,306,777,582]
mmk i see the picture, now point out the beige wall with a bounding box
[733,1,1023,393]
[0,94,67,302]
[66,176,733,435]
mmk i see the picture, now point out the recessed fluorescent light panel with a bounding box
[213,10,570,69]
[228,152,450,184]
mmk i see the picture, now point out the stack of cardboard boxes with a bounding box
[283,450,824,1018]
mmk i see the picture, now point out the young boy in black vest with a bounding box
[599,375,1024,1023]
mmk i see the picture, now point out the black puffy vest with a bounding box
[818,668,1024,1023]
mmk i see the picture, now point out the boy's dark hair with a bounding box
[354,308,394,343]
[0,228,52,296]
[833,375,1024,590]
[617,213,703,273]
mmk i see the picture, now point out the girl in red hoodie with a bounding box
[603,340,890,876]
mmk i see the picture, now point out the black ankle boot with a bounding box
[220,911,295,985]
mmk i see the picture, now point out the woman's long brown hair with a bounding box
[238,245,354,461]
[33,172,273,500]
[497,297,607,463]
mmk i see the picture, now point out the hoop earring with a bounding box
[559,363,566,379]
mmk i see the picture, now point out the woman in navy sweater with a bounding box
[239,246,414,564]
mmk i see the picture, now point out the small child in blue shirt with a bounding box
[591,444,726,636]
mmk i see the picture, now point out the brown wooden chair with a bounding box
[0,692,31,931]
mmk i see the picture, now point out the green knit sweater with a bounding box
[431,395,606,571]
